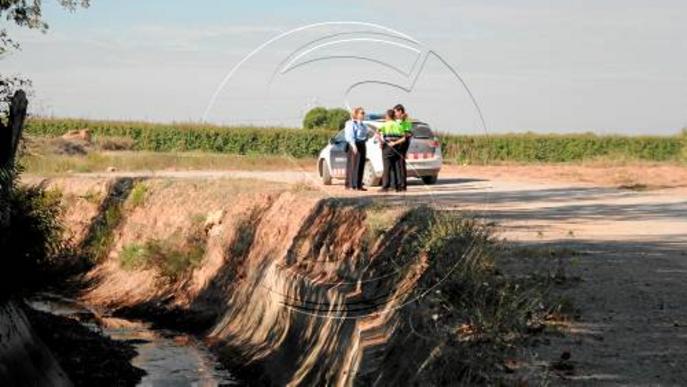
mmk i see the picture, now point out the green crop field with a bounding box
[25,118,687,164]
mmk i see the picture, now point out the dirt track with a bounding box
[47,165,687,384]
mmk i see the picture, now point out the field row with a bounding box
[26,118,687,163]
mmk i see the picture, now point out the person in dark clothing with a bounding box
[394,104,412,191]
[344,107,369,191]
[376,109,406,192]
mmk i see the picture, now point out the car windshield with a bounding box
[412,124,434,139]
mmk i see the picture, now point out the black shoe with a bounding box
[357,187,368,192]
[379,188,389,193]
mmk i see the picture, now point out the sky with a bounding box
[2,0,687,134]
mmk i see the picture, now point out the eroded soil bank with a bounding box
[44,175,431,386]
[15,175,558,386]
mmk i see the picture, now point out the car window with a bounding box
[332,130,346,143]
[412,124,434,139]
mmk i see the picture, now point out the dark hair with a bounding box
[393,104,405,114]
[386,109,396,119]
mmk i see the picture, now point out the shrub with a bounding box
[118,221,206,281]
[0,171,67,297]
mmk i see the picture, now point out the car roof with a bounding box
[363,119,429,126]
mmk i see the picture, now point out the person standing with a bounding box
[394,104,412,191]
[344,107,369,191]
[376,109,406,192]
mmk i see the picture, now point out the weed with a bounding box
[289,182,317,192]
[81,179,133,263]
[119,243,145,270]
[81,190,102,204]
[376,209,558,385]
[118,222,206,281]
[128,182,148,208]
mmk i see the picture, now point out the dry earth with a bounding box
[24,163,687,385]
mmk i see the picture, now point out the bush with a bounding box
[303,107,350,130]
[302,107,329,130]
[118,221,206,281]
[0,169,67,298]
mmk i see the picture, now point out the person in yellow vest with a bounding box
[394,104,412,191]
[375,109,406,192]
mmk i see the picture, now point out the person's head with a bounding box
[351,107,365,121]
[393,104,406,119]
[385,109,396,121]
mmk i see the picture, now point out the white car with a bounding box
[317,118,443,186]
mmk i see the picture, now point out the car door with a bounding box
[328,129,348,178]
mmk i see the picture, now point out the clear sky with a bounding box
[3,0,686,134]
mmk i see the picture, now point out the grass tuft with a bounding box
[128,182,148,208]
[118,221,206,281]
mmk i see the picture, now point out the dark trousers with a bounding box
[345,141,366,189]
[398,139,410,189]
[381,144,403,190]
[389,139,410,189]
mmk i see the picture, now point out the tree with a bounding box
[1,0,89,224]
[303,106,351,130]
[302,107,329,129]
[326,108,351,131]
[1,0,89,299]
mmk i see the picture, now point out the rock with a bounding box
[204,209,225,234]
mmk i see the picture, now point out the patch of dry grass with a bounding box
[20,150,317,175]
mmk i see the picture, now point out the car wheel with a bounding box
[321,160,333,185]
[421,175,438,185]
[363,160,381,187]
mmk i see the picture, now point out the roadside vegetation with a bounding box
[25,117,687,165]
[375,207,568,385]
[0,165,70,298]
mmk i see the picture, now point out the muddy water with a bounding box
[28,293,238,387]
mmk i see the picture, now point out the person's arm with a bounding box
[344,121,357,153]
[391,136,407,146]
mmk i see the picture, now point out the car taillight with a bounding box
[430,139,440,148]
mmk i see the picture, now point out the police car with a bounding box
[317,114,443,186]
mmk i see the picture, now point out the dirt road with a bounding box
[58,166,687,384]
